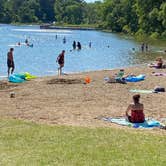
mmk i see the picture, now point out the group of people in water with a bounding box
[61,35,92,51]
[16,39,33,47]
[72,41,81,50]
[141,43,148,52]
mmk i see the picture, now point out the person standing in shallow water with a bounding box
[25,38,28,45]
[56,50,65,75]
[63,37,66,44]
[141,43,144,52]
[72,41,76,50]
[89,42,92,48]
[77,42,81,50]
[145,43,148,52]
[7,48,15,77]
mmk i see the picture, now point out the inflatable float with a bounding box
[24,72,36,80]
[125,74,145,82]
[8,75,25,83]
[8,72,36,83]
[13,73,26,80]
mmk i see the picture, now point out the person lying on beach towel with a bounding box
[148,57,163,69]
[104,69,126,84]
[126,94,145,123]
[130,86,165,93]
[152,72,166,76]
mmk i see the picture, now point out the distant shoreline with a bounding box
[40,24,98,31]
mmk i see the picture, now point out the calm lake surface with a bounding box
[0,24,165,77]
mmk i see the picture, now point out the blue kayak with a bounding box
[125,74,145,82]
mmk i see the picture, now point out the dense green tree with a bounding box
[0,0,165,38]
[54,0,86,24]
[101,0,165,38]
[135,0,164,34]
[39,0,55,22]
[0,0,5,21]
[84,1,102,24]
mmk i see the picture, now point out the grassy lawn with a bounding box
[0,119,165,166]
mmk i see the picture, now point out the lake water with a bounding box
[0,24,165,78]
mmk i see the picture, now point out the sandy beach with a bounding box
[0,65,166,128]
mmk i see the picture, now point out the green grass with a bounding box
[0,119,165,166]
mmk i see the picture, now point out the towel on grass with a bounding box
[102,117,163,128]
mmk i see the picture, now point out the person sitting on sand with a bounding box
[156,57,163,68]
[149,57,163,69]
[126,94,145,123]
[115,69,125,80]
[106,69,126,84]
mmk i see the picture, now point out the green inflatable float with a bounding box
[8,72,37,83]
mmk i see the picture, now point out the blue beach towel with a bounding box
[102,117,163,128]
[125,74,145,82]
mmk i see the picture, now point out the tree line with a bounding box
[0,0,165,38]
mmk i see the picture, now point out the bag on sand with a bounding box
[154,86,165,92]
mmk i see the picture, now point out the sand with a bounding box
[0,65,166,129]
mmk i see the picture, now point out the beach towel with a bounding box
[129,89,155,94]
[104,77,126,84]
[102,117,163,128]
[125,74,145,82]
[152,72,166,76]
